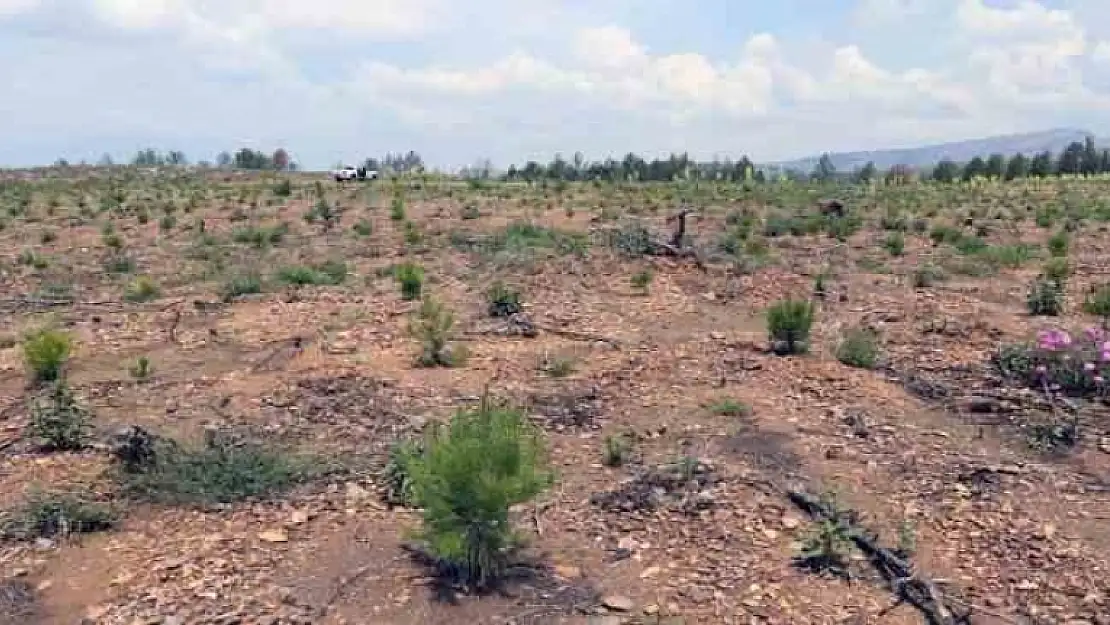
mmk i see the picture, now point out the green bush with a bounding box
[1042,258,1071,285]
[486,281,522,317]
[383,439,423,507]
[221,273,263,301]
[123,275,161,302]
[911,264,946,288]
[0,489,115,540]
[881,232,905,256]
[27,381,90,451]
[1027,278,1064,316]
[407,397,552,589]
[22,328,71,383]
[409,296,463,368]
[602,434,632,467]
[835,327,881,369]
[766,298,816,355]
[118,431,310,505]
[707,398,751,417]
[1047,230,1069,258]
[394,262,424,301]
[630,268,654,293]
[1082,284,1110,325]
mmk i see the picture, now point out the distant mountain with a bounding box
[769,128,1101,173]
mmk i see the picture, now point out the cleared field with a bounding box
[0,169,1107,625]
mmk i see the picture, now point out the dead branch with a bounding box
[788,489,999,625]
[531,322,620,348]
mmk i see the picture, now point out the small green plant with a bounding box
[895,519,916,559]
[602,433,632,467]
[795,519,853,578]
[881,232,905,256]
[409,296,463,368]
[27,381,90,451]
[39,230,56,244]
[159,214,176,232]
[394,262,424,301]
[22,328,71,383]
[383,438,423,507]
[1047,230,1069,258]
[707,398,751,417]
[538,353,575,378]
[835,327,881,369]
[766,298,816,355]
[390,193,406,221]
[630,268,654,294]
[1082,284,1110,327]
[118,430,310,505]
[1027,278,1064,316]
[102,252,136,274]
[405,396,552,589]
[123,275,160,302]
[403,220,423,245]
[352,218,373,237]
[486,281,522,317]
[0,489,115,540]
[129,356,153,380]
[273,178,293,197]
[275,260,347,287]
[911,264,946,288]
[1042,258,1072,285]
[221,273,263,301]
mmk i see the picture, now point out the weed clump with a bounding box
[27,381,90,451]
[22,328,71,384]
[117,430,310,505]
[835,327,881,369]
[405,397,552,590]
[410,296,465,368]
[766,298,815,355]
[486,281,522,317]
[394,262,424,300]
[1027,277,1064,316]
[0,489,115,540]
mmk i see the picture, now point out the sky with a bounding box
[2,0,1110,170]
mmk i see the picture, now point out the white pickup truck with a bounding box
[332,166,379,182]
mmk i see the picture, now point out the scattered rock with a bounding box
[553,564,583,580]
[258,529,289,543]
[601,594,635,612]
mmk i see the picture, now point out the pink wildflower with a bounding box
[1085,362,1096,372]
[1088,327,1107,342]
[1037,328,1072,351]
[1096,376,1105,384]
[1035,364,1048,375]
[1102,349,1110,362]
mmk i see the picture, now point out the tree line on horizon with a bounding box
[47,137,1110,185]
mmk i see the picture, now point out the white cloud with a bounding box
[2,0,1110,168]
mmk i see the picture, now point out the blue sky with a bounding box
[2,0,1110,170]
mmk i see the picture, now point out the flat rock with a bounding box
[258,529,289,543]
[601,594,635,612]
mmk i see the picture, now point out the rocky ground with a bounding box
[0,171,1107,624]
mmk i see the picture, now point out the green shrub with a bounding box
[123,276,160,302]
[409,296,464,368]
[395,262,424,300]
[630,268,653,293]
[538,353,575,378]
[911,264,946,288]
[766,298,816,355]
[383,439,423,507]
[275,260,346,287]
[1042,258,1071,285]
[835,327,881,369]
[221,273,263,301]
[27,381,90,451]
[118,431,309,505]
[882,232,905,256]
[406,397,552,589]
[0,489,115,540]
[390,194,406,221]
[707,398,751,417]
[1047,230,1069,258]
[22,328,71,383]
[273,178,293,197]
[1082,284,1110,325]
[1027,278,1064,316]
[129,356,153,380]
[352,218,373,237]
[486,281,522,317]
[602,434,632,467]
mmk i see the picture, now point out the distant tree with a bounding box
[98,153,114,167]
[271,148,290,171]
[1004,153,1029,180]
[931,159,959,183]
[53,158,69,168]
[1082,136,1101,175]
[216,151,232,168]
[885,164,915,186]
[962,156,987,181]
[1101,149,1110,175]
[1029,151,1054,177]
[811,153,837,182]
[166,150,187,166]
[232,148,272,170]
[984,153,1006,179]
[1057,141,1084,175]
[853,161,877,184]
